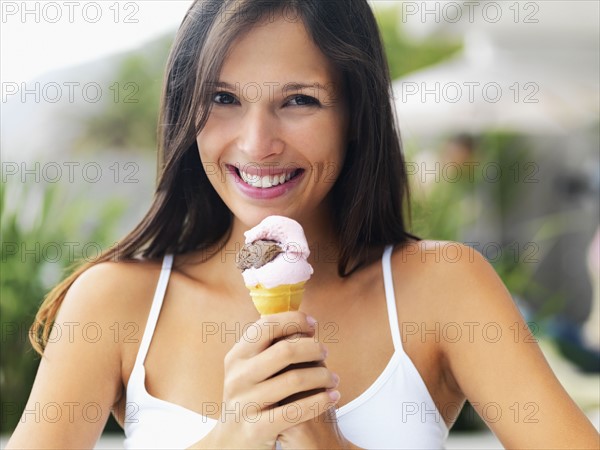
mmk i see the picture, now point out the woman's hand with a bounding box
[188,311,341,449]
[275,324,361,450]
[275,367,361,449]
[277,402,362,450]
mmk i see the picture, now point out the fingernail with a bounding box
[306,315,317,327]
[322,345,329,358]
[332,373,340,385]
[328,390,340,402]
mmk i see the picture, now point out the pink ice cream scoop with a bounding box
[237,215,313,289]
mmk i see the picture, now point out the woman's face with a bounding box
[196,15,349,228]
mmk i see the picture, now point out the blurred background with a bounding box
[1,1,598,448]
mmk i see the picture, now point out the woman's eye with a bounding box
[213,92,237,105]
[287,95,320,107]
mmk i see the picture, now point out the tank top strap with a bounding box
[133,254,174,368]
[382,245,403,352]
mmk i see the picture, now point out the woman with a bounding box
[7,0,599,448]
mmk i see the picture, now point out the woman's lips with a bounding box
[226,164,305,200]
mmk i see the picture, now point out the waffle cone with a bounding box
[248,282,305,316]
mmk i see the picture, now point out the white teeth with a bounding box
[239,170,260,187]
[238,169,297,188]
[261,175,272,188]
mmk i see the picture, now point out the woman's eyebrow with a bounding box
[283,82,333,93]
[213,80,333,92]
[213,81,238,91]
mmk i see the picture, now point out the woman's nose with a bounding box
[236,107,284,159]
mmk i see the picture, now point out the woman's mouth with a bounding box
[237,167,302,188]
[226,164,304,199]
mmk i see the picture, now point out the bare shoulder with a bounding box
[46,257,165,373]
[391,239,510,317]
[392,239,490,275]
[6,259,165,448]
[390,241,599,447]
[63,258,163,319]
[389,239,522,362]
[392,240,507,307]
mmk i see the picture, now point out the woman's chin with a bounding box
[232,209,295,229]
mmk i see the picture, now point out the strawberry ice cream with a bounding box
[237,215,313,289]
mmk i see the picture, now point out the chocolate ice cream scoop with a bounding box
[236,239,283,271]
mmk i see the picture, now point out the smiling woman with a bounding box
[198,17,348,221]
[6,0,599,449]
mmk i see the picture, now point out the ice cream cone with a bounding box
[248,282,305,316]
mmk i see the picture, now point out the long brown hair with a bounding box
[30,0,416,354]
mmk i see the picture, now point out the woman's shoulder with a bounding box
[62,257,166,322]
[74,257,164,285]
[389,239,509,318]
[389,239,522,370]
[392,239,487,273]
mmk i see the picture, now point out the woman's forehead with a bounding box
[218,15,340,89]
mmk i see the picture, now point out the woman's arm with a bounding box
[6,263,128,449]
[436,243,599,448]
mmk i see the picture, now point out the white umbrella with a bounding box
[392,0,600,138]
[393,33,599,137]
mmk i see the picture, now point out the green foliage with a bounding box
[75,36,172,152]
[409,174,469,242]
[374,5,462,79]
[0,182,126,432]
[408,132,555,310]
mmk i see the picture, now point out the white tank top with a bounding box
[123,245,449,449]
